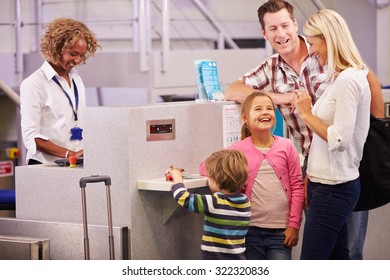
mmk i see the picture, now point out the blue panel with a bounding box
[273,108,284,137]
[0,190,15,204]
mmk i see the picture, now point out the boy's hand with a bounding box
[169,168,184,184]
[165,166,185,183]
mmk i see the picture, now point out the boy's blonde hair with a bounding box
[205,150,248,193]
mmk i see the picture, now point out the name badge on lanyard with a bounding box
[52,76,83,140]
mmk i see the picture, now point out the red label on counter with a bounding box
[0,161,13,177]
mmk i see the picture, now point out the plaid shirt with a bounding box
[240,38,330,156]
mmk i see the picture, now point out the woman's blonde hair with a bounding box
[40,18,101,64]
[240,91,276,139]
[205,150,248,193]
[303,9,365,80]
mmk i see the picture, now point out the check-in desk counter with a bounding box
[15,101,241,259]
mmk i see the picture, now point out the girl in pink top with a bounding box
[200,92,304,260]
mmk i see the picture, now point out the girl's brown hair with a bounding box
[241,91,276,139]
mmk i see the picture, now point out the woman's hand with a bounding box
[293,90,329,142]
[293,90,313,119]
[70,149,83,158]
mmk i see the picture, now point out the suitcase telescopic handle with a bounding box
[80,175,111,188]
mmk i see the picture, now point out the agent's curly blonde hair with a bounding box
[40,18,101,64]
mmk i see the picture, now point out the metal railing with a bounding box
[2,0,328,76]
[0,80,20,106]
[2,0,246,74]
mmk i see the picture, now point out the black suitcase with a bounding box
[79,175,115,260]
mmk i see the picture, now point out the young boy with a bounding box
[169,150,251,260]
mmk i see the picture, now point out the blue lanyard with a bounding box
[52,76,79,122]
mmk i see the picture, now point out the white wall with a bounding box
[377,5,390,85]
[329,0,377,74]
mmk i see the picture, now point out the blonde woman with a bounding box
[20,18,100,164]
[294,9,371,259]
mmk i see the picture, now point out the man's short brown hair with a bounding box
[257,0,295,30]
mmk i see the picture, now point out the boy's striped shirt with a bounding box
[172,183,251,259]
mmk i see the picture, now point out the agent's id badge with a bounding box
[70,127,83,140]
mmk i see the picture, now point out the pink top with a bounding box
[251,157,289,228]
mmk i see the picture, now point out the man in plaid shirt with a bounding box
[225,0,381,161]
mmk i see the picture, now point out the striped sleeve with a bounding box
[172,182,205,214]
